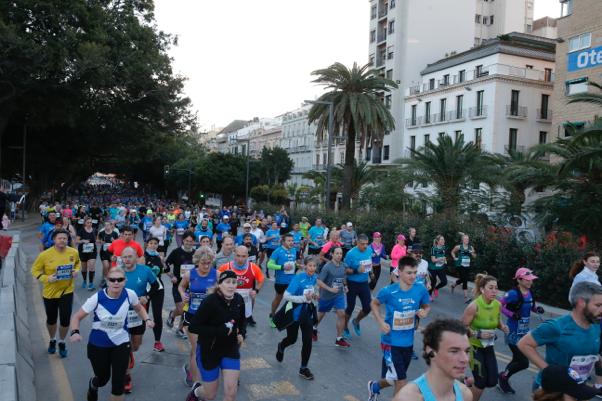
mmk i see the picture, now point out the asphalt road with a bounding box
[15,219,541,401]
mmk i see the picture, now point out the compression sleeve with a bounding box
[268,259,282,271]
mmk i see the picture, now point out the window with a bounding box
[526,65,533,70]
[474,38,481,46]
[410,136,416,151]
[568,33,591,52]
[475,14,481,23]
[411,104,417,125]
[366,147,372,161]
[475,128,482,149]
[510,90,520,115]
[385,95,392,109]
[455,130,462,141]
[440,98,446,121]
[443,74,450,85]
[476,65,484,77]
[425,102,431,123]
[539,131,547,145]
[388,20,395,34]
[508,128,518,151]
[566,78,588,96]
[424,134,430,145]
[540,94,549,119]
[386,69,393,80]
[369,54,375,66]
[371,5,377,19]
[483,16,488,25]
[476,90,484,115]
[383,145,390,160]
[387,46,394,59]
[390,0,396,8]
[458,70,466,83]
[456,95,463,119]
[370,30,376,43]
[340,152,344,164]
[316,154,320,165]
[429,78,435,90]
[438,132,445,139]
[526,24,532,32]
[561,0,573,17]
[490,15,494,25]
[544,68,553,82]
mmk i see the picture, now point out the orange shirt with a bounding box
[107,239,143,267]
[218,261,264,289]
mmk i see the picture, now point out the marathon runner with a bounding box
[268,233,298,328]
[98,221,119,286]
[307,218,326,256]
[451,234,477,303]
[343,234,373,338]
[390,234,407,275]
[215,216,232,250]
[569,252,601,295]
[76,217,98,290]
[107,226,144,267]
[318,229,343,267]
[174,213,190,248]
[369,232,388,291]
[214,237,235,268]
[143,237,167,352]
[340,222,357,256]
[429,235,448,300]
[38,211,58,251]
[148,216,168,258]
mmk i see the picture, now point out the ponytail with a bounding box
[433,234,444,247]
[569,251,599,279]
[474,272,497,297]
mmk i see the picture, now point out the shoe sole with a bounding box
[335,345,351,349]
[367,381,376,400]
[299,373,314,380]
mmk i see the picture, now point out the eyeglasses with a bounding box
[108,277,125,283]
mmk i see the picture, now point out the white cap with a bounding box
[346,222,353,227]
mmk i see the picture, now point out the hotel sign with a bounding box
[568,46,602,72]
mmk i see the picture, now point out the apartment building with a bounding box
[368,0,534,163]
[551,0,602,138]
[404,33,555,155]
[280,106,316,186]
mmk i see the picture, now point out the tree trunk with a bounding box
[342,125,356,210]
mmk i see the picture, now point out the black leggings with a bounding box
[280,315,313,367]
[471,346,498,389]
[455,268,470,290]
[88,342,131,396]
[43,293,74,326]
[369,265,381,290]
[504,344,529,378]
[149,288,165,341]
[428,269,448,294]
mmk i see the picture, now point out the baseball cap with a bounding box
[372,232,382,238]
[223,215,230,220]
[301,216,308,221]
[243,223,251,228]
[219,270,237,284]
[514,267,538,281]
[541,365,601,399]
[397,234,406,242]
[346,222,353,227]
[410,244,423,253]
[280,222,287,228]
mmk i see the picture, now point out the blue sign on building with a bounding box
[568,45,602,72]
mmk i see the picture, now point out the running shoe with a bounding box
[81,280,87,289]
[58,342,68,358]
[335,338,351,349]
[276,342,284,362]
[186,382,202,401]
[183,364,193,387]
[176,329,188,339]
[124,374,132,393]
[247,316,257,327]
[166,311,175,329]
[367,380,380,401]
[312,328,318,342]
[269,316,276,329]
[298,367,314,380]
[88,282,95,291]
[153,341,165,352]
[47,339,57,354]
[434,288,439,298]
[343,328,351,339]
[352,318,361,336]
[87,378,98,401]
[497,372,515,394]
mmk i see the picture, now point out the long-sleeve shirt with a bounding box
[390,244,407,268]
[31,246,81,298]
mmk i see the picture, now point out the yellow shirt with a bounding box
[31,246,81,299]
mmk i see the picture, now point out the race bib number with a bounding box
[189,292,206,311]
[332,278,344,289]
[83,243,94,253]
[78,219,84,225]
[392,310,415,331]
[176,228,185,235]
[479,330,496,347]
[116,256,123,266]
[461,257,470,267]
[181,264,195,274]
[283,261,295,274]
[569,355,599,382]
[56,264,73,281]
[127,309,143,327]
[100,315,124,331]
[91,219,98,224]
[303,287,315,298]
[517,317,530,336]
[436,259,444,267]
[248,255,257,262]
[360,260,372,274]
[103,243,110,251]
[238,289,253,317]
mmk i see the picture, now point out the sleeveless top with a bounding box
[469,295,501,348]
[455,244,472,268]
[414,374,464,401]
[186,268,217,313]
[89,288,135,347]
[223,261,259,290]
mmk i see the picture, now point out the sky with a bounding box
[154,0,561,131]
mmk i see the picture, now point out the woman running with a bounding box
[462,273,509,401]
[390,234,407,275]
[186,270,245,401]
[99,221,119,286]
[149,216,168,259]
[144,237,166,352]
[179,246,218,388]
[77,217,98,290]
[428,235,448,300]
[174,213,190,248]
[369,232,388,290]
[451,233,477,303]
[69,266,154,401]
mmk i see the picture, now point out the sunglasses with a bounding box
[108,277,125,283]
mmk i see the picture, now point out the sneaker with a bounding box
[411,351,418,360]
[129,352,135,369]
[464,297,472,304]
[153,341,165,352]
[367,380,380,401]
[186,382,202,401]
[183,364,193,387]
[176,329,188,339]
[312,328,318,342]
[81,280,87,289]
[58,342,68,358]
[298,367,314,380]
[352,318,361,336]
[166,311,175,329]
[343,328,351,339]
[87,378,98,401]
[450,283,456,294]
[276,342,284,362]
[124,374,132,393]
[88,282,95,291]
[47,339,57,354]
[335,338,351,349]
[434,289,439,298]
[498,372,515,394]
[269,317,276,329]
[247,316,256,327]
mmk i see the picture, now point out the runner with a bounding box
[289,223,304,258]
[392,319,472,401]
[31,229,81,358]
[218,246,264,327]
[451,234,477,303]
[165,231,196,339]
[69,266,154,401]
[299,216,311,239]
[98,221,119,286]
[429,235,448,300]
[367,256,431,400]
[195,219,214,245]
[141,210,154,242]
[174,213,190,248]
[215,216,232,250]
[409,245,431,291]
[535,364,602,400]
[143,237,167,352]
[390,235,407,275]
[214,237,235,268]
[235,223,257,246]
[340,222,357,256]
[149,216,168,258]
[307,218,326,256]
[498,267,545,394]
[264,221,282,267]
[242,234,259,264]
[318,229,343,267]
[405,227,420,249]
[462,273,509,401]
[268,233,298,328]
[186,270,246,401]
[569,252,601,294]
[369,232,389,291]
[179,246,218,388]
[38,211,58,251]
[107,226,144,267]
[76,217,98,290]
[315,246,350,348]
[162,215,174,251]
[275,256,319,380]
[343,234,373,338]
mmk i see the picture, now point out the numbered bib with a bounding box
[360,260,372,274]
[116,256,123,266]
[181,264,195,274]
[248,255,257,262]
[83,243,94,253]
[303,287,315,298]
[461,257,470,267]
[91,219,98,224]
[56,264,73,281]
[78,219,84,225]
[100,315,124,331]
[127,309,143,327]
[103,243,110,251]
[238,289,253,317]
[479,330,496,347]
[569,355,599,382]
[332,278,344,289]
[392,310,415,331]
[189,292,206,311]
[517,317,530,336]
[283,261,295,274]
[176,228,185,235]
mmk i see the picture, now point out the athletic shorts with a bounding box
[128,324,146,336]
[196,344,240,382]
[183,311,197,327]
[307,247,321,255]
[381,344,413,381]
[43,293,73,326]
[172,278,183,303]
[345,280,372,315]
[274,283,289,295]
[79,251,97,262]
[318,295,346,312]
[265,248,275,258]
[157,245,167,253]
[99,251,112,262]
[471,346,498,389]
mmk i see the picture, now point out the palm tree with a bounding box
[398,134,494,217]
[308,62,397,209]
[330,160,376,205]
[567,81,602,107]
[302,169,326,203]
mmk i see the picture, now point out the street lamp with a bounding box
[305,99,334,209]
[229,137,251,210]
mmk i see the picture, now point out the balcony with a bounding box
[377,32,387,43]
[405,116,422,128]
[448,109,466,121]
[312,164,326,171]
[506,105,528,119]
[469,106,488,119]
[536,109,553,123]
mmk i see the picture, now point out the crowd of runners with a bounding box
[30,188,602,401]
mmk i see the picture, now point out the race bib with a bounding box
[100,315,124,331]
[283,261,295,274]
[332,278,344,289]
[176,228,185,235]
[116,256,123,266]
[569,355,599,382]
[189,292,206,311]
[303,287,315,298]
[479,330,496,347]
[127,309,143,327]
[91,219,98,224]
[461,257,470,267]
[103,243,110,251]
[56,264,73,281]
[78,219,84,225]
[248,255,257,262]
[392,310,415,331]
[517,317,530,336]
[181,264,195,274]
[83,243,94,253]
[238,289,253,317]
[360,260,372,274]
[436,259,444,267]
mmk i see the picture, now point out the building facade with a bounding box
[551,0,602,138]
[404,33,555,155]
[280,106,316,186]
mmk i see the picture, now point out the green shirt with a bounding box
[469,295,501,348]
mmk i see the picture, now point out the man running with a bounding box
[214,236,235,268]
[38,211,58,251]
[268,233,298,328]
[107,226,143,267]
[344,234,374,337]
[340,222,357,256]
[307,218,326,256]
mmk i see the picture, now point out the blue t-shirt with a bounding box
[308,226,326,249]
[371,243,388,265]
[235,233,257,246]
[265,229,281,249]
[286,272,318,321]
[174,220,189,235]
[377,283,430,347]
[125,264,157,296]
[39,222,55,246]
[196,228,214,241]
[162,222,173,240]
[291,231,303,252]
[270,246,298,285]
[532,314,601,383]
[142,216,154,231]
[344,246,374,283]
[215,223,231,240]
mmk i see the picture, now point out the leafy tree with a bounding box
[330,160,376,205]
[358,169,413,211]
[308,62,397,209]
[257,146,293,185]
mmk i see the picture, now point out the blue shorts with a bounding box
[196,344,240,382]
[318,295,346,312]
[381,344,413,381]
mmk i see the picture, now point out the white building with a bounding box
[368,0,535,163]
[280,106,316,186]
[403,33,555,155]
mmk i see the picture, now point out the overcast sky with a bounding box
[154,0,561,130]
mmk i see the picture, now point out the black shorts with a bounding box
[471,345,498,389]
[128,324,146,336]
[183,311,196,327]
[265,248,275,258]
[381,345,413,381]
[172,278,183,303]
[100,251,112,262]
[79,251,97,262]
[157,244,167,253]
[43,292,74,326]
[274,283,289,295]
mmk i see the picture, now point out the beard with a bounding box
[584,307,602,324]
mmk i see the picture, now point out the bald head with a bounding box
[234,245,249,266]
[121,246,137,267]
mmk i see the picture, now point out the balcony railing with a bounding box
[506,105,528,119]
[312,164,326,171]
[448,109,466,121]
[377,32,387,43]
[405,116,422,128]
[536,109,552,122]
[469,106,487,119]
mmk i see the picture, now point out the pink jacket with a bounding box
[390,244,407,268]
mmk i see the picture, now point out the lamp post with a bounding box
[305,99,334,209]
[229,137,251,210]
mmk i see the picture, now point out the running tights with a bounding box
[149,288,165,341]
[429,269,448,294]
[455,269,470,290]
[280,317,313,367]
[504,344,529,378]
[87,342,130,396]
[369,265,381,290]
